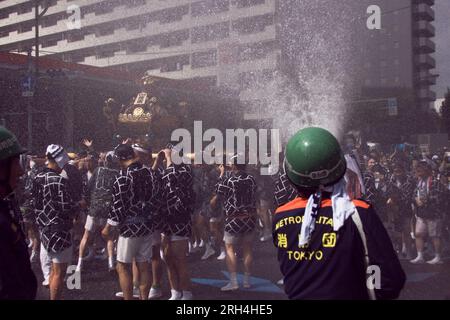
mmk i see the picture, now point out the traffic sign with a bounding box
[387,98,398,116]
[21,76,34,97]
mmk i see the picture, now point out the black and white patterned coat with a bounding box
[108,162,159,238]
[160,163,194,237]
[216,171,257,235]
[273,166,298,208]
[33,168,75,253]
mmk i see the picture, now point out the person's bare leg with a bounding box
[30,224,40,252]
[107,239,114,260]
[78,230,92,259]
[173,240,190,291]
[164,241,179,291]
[116,262,133,300]
[432,237,441,256]
[136,261,151,300]
[225,243,237,273]
[49,263,67,300]
[151,244,162,288]
[132,260,139,289]
[415,236,425,252]
[242,241,253,275]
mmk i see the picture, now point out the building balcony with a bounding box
[414,20,435,37]
[413,3,435,21]
[415,54,436,69]
[414,38,436,54]
[413,0,435,6]
[417,88,436,101]
[415,71,438,85]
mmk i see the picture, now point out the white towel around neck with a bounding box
[298,178,356,247]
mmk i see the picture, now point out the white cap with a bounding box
[46,144,69,169]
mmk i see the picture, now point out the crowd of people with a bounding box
[1,124,449,300]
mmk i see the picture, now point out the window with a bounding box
[191,0,229,17]
[159,5,189,24]
[67,31,84,42]
[192,50,217,68]
[41,37,59,48]
[96,26,114,37]
[160,30,189,48]
[95,2,115,15]
[192,22,229,43]
[127,41,147,53]
[232,13,273,35]
[0,30,9,38]
[42,16,58,28]
[96,50,115,59]
[233,0,265,8]
[126,0,146,8]
[239,69,273,90]
[18,4,32,15]
[238,41,275,61]
[19,23,33,33]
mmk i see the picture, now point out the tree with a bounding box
[441,88,450,134]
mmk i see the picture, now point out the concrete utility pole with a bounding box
[27,0,49,152]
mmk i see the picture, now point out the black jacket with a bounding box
[0,197,37,300]
[273,197,405,300]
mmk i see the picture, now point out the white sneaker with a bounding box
[217,251,226,260]
[168,290,182,300]
[115,287,140,299]
[181,291,193,300]
[201,247,216,260]
[75,261,82,273]
[221,282,239,291]
[199,239,205,248]
[42,278,49,287]
[148,287,163,299]
[410,256,425,264]
[277,278,284,285]
[427,256,443,265]
[108,258,115,272]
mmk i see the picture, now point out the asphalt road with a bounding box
[33,239,450,300]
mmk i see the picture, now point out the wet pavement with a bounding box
[34,240,450,300]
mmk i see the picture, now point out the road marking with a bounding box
[191,271,284,294]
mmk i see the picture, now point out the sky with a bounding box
[435,0,450,98]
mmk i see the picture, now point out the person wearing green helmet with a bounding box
[0,126,37,299]
[273,127,405,300]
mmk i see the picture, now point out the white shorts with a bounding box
[223,231,256,245]
[85,215,106,232]
[116,234,153,263]
[151,232,162,246]
[415,217,442,238]
[40,243,73,264]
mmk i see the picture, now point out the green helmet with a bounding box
[284,127,346,188]
[0,126,27,161]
